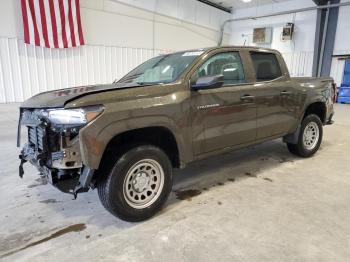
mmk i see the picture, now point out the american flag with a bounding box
[21,0,85,48]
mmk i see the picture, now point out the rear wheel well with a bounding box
[96,127,180,179]
[303,102,326,123]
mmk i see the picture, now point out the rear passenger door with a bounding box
[250,51,296,139]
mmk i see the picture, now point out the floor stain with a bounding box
[175,189,201,201]
[0,224,86,258]
[279,157,294,163]
[263,177,273,182]
[227,178,235,182]
[244,172,257,178]
[27,177,48,188]
[217,182,224,186]
[279,157,287,163]
[217,201,222,205]
[27,184,40,189]
[85,235,90,239]
[39,199,59,204]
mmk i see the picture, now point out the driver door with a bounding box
[190,51,257,156]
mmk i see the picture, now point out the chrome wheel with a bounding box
[303,122,319,150]
[123,159,164,209]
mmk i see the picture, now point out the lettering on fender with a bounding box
[197,104,220,110]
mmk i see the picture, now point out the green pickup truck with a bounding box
[18,46,335,221]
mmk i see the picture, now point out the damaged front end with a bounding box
[18,106,103,197]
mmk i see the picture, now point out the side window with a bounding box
[250,52,282,82]
[195,52,246,85]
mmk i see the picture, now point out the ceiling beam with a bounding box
[218,1,350,45]
[196,0,232,13]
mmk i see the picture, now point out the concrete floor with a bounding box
[0,103,349,262]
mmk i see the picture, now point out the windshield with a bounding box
[117,50,204,85]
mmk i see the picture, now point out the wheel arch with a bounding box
[100,126,181,169]
[284,101,326,144]
[302,101,327,123]
[79,117,191,172]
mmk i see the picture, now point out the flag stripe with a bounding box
[68,0,76,47]
[71,1,80,46]
[21,0,30,44]
[26,0,35,45]
[53,0,63,48]
[28,0,40,46]
[48,0,59,48]
[39,0,50,48]
[42,0,54,47]
[62,0,72,47]
[58,0,68,48]
[20,0,84,48]
[33,0,44,47]
[75,0,84,45]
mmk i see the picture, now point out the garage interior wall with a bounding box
[330,3,350,85]
[229,0,350,85]
[0,0,231,103]
[229,0,317,77]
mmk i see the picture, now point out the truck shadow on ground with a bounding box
[167,139,300,205]
[0,139,303,256]
[20,140,300,230]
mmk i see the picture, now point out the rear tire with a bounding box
[287,114,323,158]
[97,145,173,222]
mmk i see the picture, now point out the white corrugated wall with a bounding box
[0,37,320,103]
[0,37,166,103]
[330,57,348,87]
[281,52,314,77]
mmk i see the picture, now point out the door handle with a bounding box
[280,90,292,95]
[240,95,255,102]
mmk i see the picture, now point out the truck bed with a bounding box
[292,77,334,88]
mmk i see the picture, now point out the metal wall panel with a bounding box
[0,37,164,103]
[0,37,316,103]
[281,51,314,77]
[330,57,345,86]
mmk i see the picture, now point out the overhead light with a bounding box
[242,0,252,2]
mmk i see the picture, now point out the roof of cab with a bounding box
[168,46,279,56]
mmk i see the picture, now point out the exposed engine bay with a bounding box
[18,107,101,197]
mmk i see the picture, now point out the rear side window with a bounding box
[250,52,282,82]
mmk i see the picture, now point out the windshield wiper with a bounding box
[136,81,164,85]
[116,73,143,84]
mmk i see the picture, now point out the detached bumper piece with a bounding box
[19,157,26,178]
[19,145,94,197]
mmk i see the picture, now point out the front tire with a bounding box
[97,145,173,222]
[287,114,323,157]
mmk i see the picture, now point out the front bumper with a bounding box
[18,109,94,195]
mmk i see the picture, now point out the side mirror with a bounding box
[191,75,224,90]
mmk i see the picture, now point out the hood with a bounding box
[20,83,146,109]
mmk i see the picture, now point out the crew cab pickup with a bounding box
[18,46,335,221]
